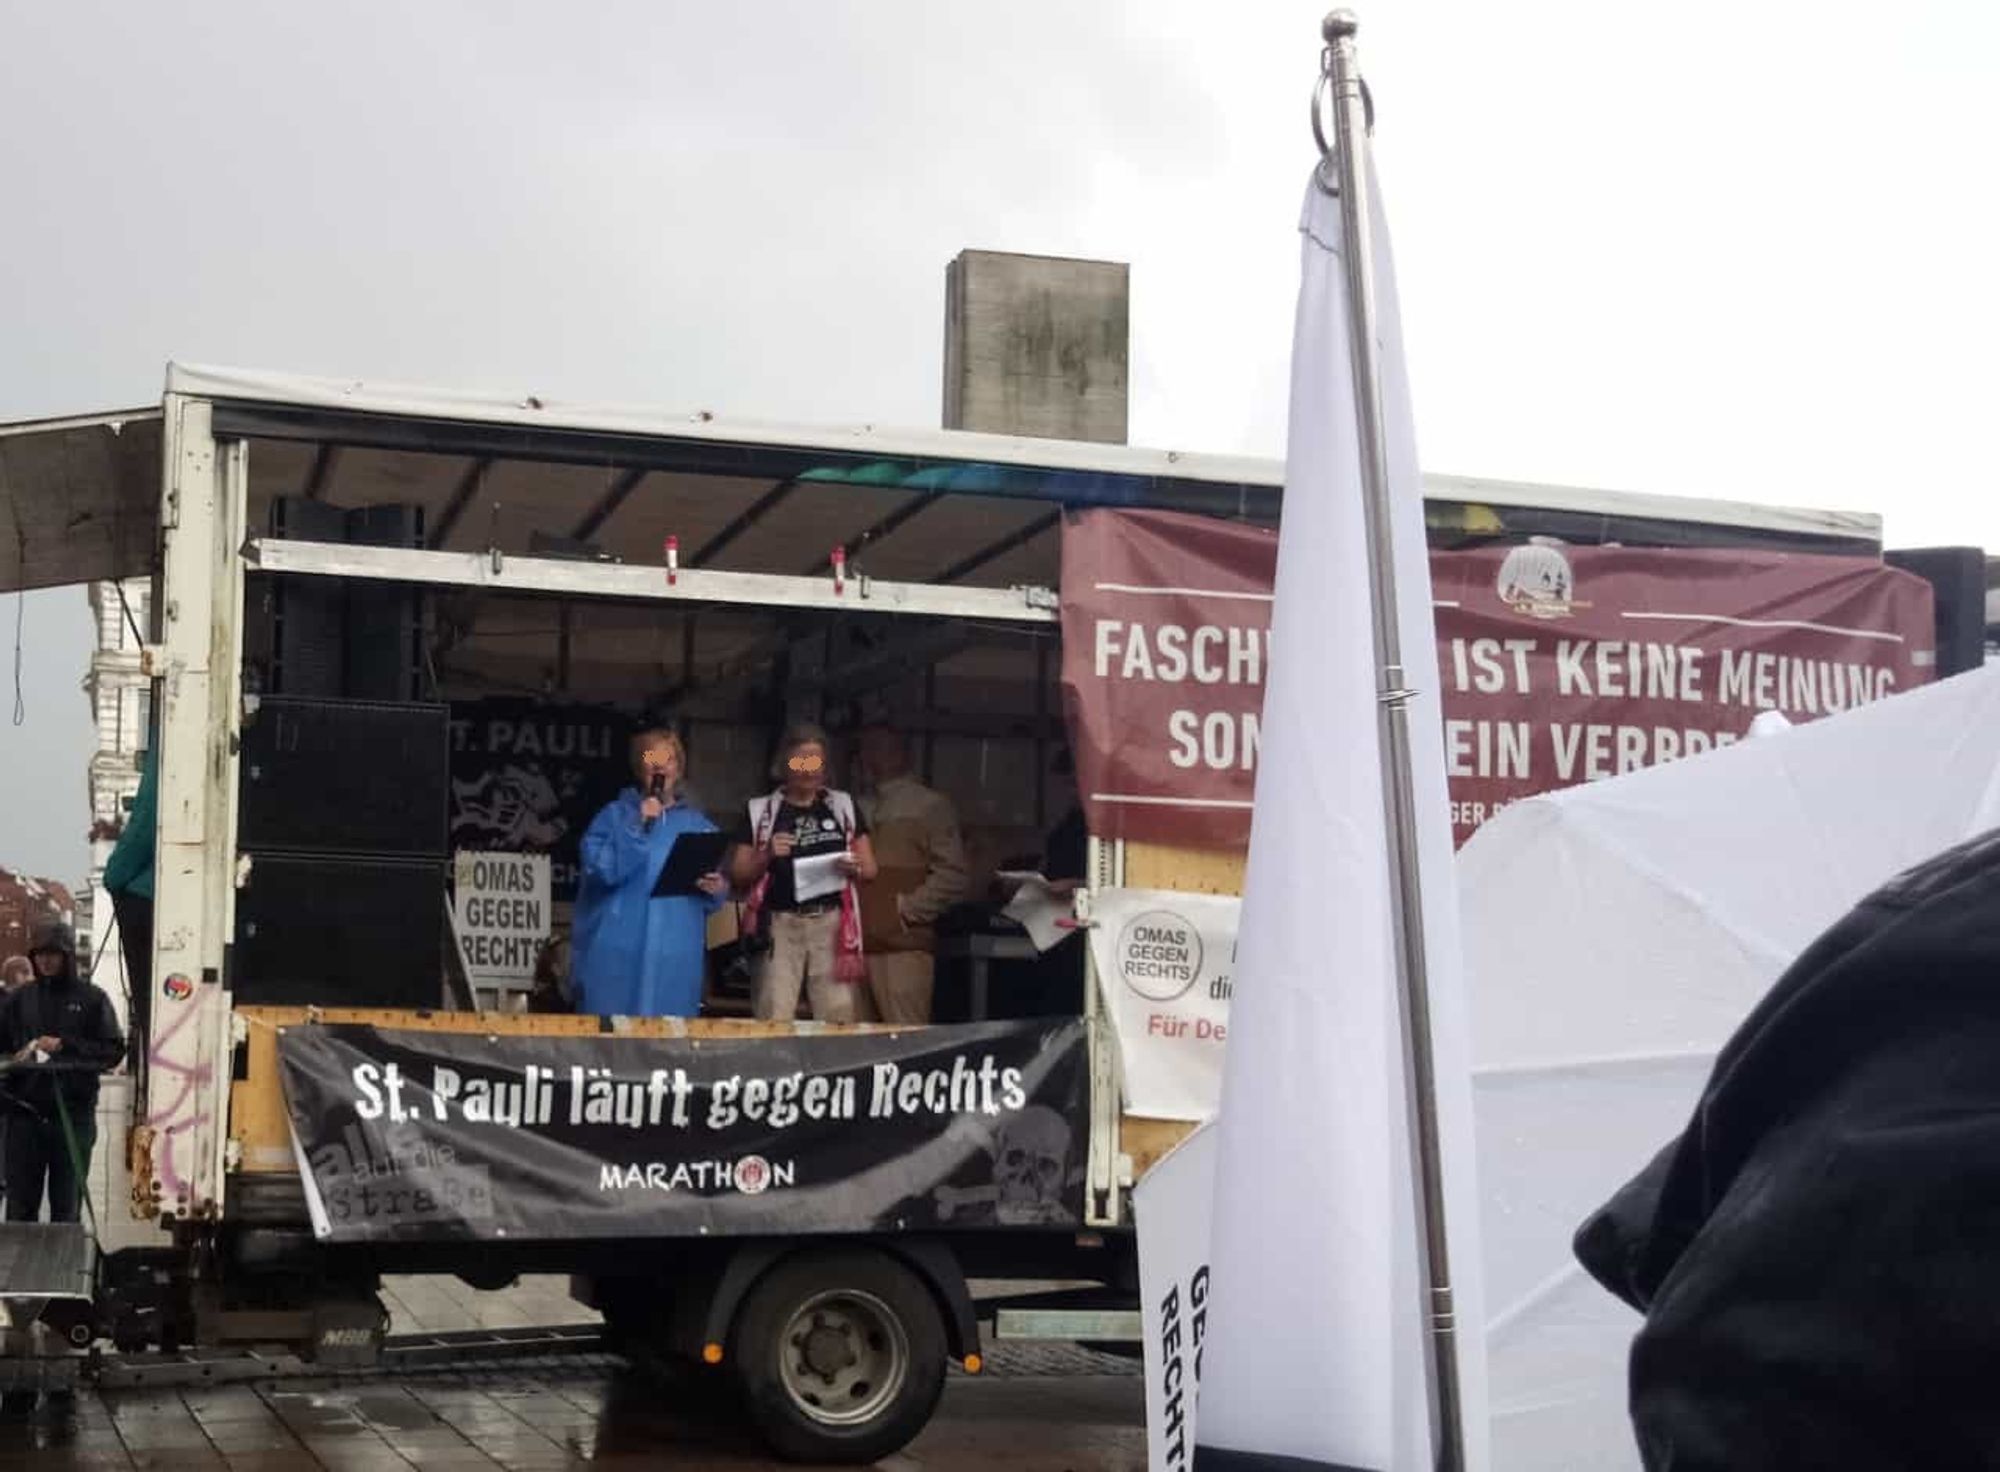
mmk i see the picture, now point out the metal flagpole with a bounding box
[1319,11,1467,1470]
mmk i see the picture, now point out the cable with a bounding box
[84,904,145,1091]
[54,1087,103,1244]
[11,588,22,726]
[88,903,134,1034]
[8,502,25,725]
[113,579,144,648]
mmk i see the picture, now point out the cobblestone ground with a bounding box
[0,1350,1143,1470]
[0,1279,1144,1470]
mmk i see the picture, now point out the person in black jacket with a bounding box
[0,922,124,1223]
[1575,826,2000,1471]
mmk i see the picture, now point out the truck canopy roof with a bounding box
[0,408,162,593]
[0,362,1885,595]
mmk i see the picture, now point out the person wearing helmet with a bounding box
[0,922,123,1224]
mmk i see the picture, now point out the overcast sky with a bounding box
[4,0,1996,886]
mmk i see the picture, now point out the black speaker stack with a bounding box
[235,695,450,1007]
[1885,547,1989,679]
[264,497,426,701]
[265,498,347,698]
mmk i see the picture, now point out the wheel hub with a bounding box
[777,1289,912,1428]
[799,1315,858,1379]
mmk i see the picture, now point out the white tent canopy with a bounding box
[1461,664,2000,1469]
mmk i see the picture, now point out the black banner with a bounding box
[447,698,634,901]
[278,1020,1090,1242]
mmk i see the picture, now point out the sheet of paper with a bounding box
[792,850,849,903]
[1003,875,1073,953]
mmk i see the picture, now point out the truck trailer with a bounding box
[0,364,1921,1461]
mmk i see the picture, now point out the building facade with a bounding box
[82,577,160,1248]
[84,576,151,1029]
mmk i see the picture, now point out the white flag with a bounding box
[1191,161,1489,1470]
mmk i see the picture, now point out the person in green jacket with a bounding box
[103,747,155,1057]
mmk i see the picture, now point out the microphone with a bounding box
[643,770,666,829]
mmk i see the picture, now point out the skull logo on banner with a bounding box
[929,1106,1077,1226]
[994,1106,1074,1224]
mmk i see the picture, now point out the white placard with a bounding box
[1137,1121,1217,1472]
[452,851,551,990]
[1001,873,1073,952]
[791,850,848,904]
[1087,887,1238,1122]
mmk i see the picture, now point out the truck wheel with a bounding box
[730,1248,947,1464]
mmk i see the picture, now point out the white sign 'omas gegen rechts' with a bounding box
[1088,887,1239,1122]
[453,851,551,990]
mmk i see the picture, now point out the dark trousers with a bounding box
[111,889,153,1063]
[3,1112,96,1224]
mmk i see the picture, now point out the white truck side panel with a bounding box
[145,400,245,1220]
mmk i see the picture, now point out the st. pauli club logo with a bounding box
[1495,541,1588,620]
[733,1155,774,1195]
[452,765,572,850]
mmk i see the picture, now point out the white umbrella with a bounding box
[1459,664,2000,1469]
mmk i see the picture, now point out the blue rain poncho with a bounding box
[570,789,728,1018]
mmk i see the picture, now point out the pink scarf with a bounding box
[742,789,866,985]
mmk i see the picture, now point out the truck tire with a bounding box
[729,1247,947,1465]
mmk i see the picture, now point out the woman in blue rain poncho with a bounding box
[569,728,731,1018]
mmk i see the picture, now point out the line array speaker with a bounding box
[235,695,450,1007]
[1886,546,1988,679]
[239,697,450,859]
[261,498,428,701]
[234,853,444,1008]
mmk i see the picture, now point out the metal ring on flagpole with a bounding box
[1310,39,1373,195]
[1311,51,1339,194]
[1311,56,1336,160]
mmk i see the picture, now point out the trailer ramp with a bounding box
[0,1222,96,1393]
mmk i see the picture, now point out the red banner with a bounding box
[1059,509,1279,850]
[1060,508,1936,850]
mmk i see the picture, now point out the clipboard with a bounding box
[651,829,732,897]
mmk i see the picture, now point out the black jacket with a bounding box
[0,971,124,1118]
[1575,827,2000,1471]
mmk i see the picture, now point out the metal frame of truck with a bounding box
[0,364,1887,1459]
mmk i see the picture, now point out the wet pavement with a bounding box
[0,1348,1145,1470]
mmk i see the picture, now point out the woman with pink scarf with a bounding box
[732,724,879,1023]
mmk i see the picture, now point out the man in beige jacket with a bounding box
[854,724,969,1024]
